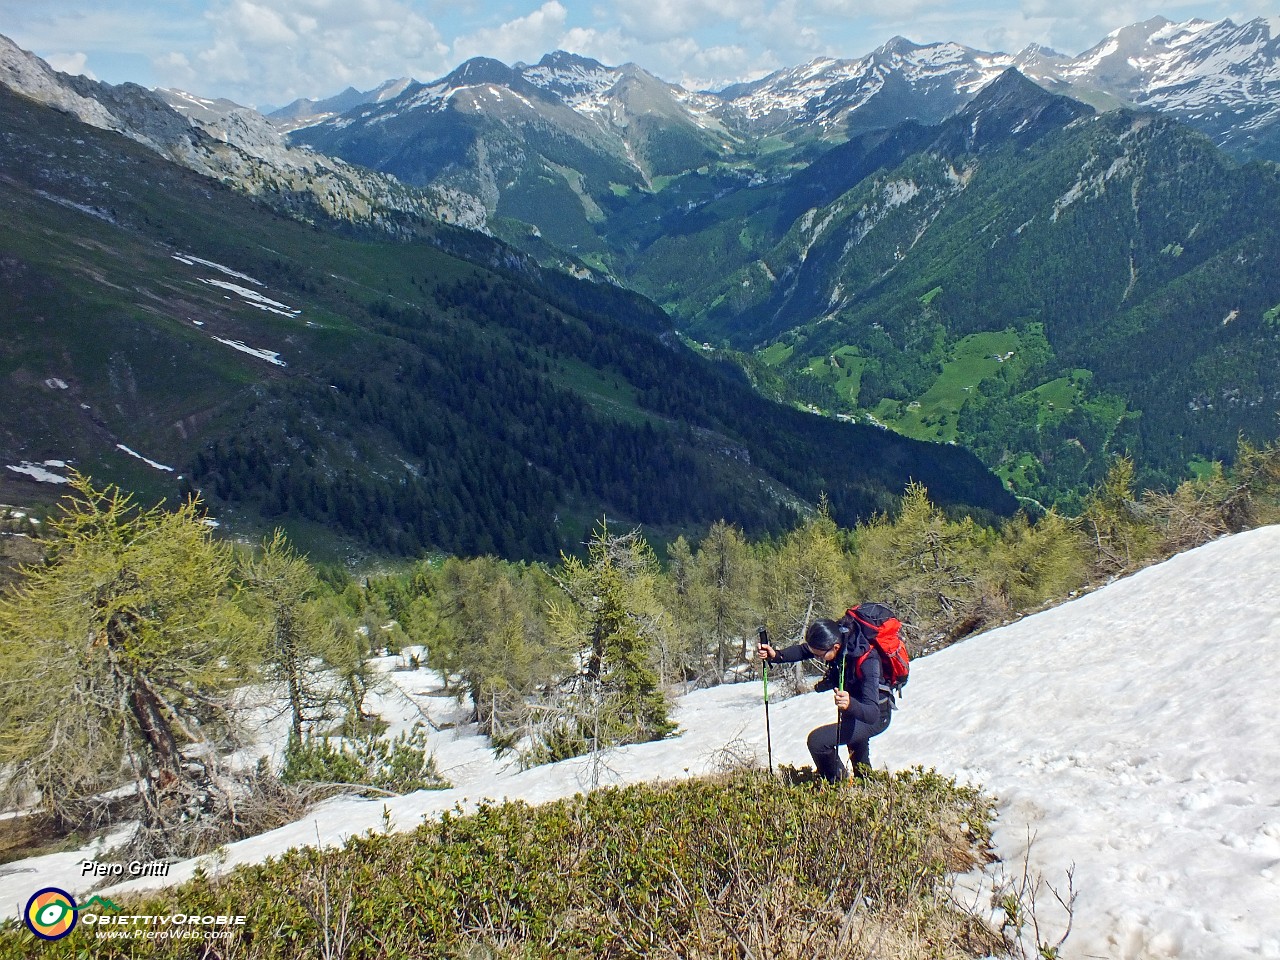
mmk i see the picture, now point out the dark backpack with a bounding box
[840,603,910,698]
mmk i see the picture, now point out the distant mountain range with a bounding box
[2,17,1279,539]
[0,55,1011,561]
[284,16,1280,167]
[272,16,1280,280]
[1021,16,1280,158]
[714,16,1280,158]
[271,18,1280,503]
[265,77,415,133]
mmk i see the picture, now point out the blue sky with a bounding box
[1,0,1273,109]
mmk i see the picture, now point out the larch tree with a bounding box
[852,482,991,648]
[243,530,352,745]
[0,475,259,852]
[670,521,759,680]
[694,520,759,676]
[760,497,850,646]
[426,555,569,747]
[1080,456,1157,575]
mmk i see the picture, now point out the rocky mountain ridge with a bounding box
[1025,16,1280,159]
[285,16,1280,162]
[0,34,484,232]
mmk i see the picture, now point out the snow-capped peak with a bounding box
[1051,15,1280,151]
[718,41,1015,130]
[517,50,623,112]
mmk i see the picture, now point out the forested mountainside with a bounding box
[6,20,1280,530]
[0,85,1011,561]
[283,39,1280,509]
[626,71,1280,504]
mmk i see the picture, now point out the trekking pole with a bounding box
[758,626,774,775]
[836,648,847,743]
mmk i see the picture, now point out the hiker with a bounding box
[757,616,893,781]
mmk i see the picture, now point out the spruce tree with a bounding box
[547,522,675,754]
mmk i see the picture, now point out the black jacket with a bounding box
[767,635,886,725]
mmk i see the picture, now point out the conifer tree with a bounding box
[680,521,759,677]
[0,475,258,849]
[1219,437,1280,530]
[1081,456,1157,574]
[243,530,352,744]
[760,497,849,645]
[852,482,990,642]
[426,555,568,744]
[546,522,675,754]
[986,509,1090,612]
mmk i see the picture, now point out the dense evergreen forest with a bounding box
[179,253,1011,561]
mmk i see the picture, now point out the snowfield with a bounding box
[3,461,70,484]
[113,445,175,473]
[167,252,294,363]
[198,279,301,318]
[2,526,1277,959]
[210,336,287,366]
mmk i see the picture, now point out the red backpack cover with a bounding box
[843,603,910,696]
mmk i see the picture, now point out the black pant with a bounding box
[807,709,891,782]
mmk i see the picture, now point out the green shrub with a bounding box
[1,768,1011,959]
[281,724,449,796]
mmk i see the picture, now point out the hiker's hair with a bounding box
[805,618,843,652]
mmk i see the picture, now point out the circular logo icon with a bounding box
[24,887,78,941]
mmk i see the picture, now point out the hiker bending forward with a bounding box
[758,617,892,781]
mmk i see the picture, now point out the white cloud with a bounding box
[225,0,299,45]
[175,0,450,106]
[675,44,765,92]
[450,1,571,65]
[738,0,827,58]
[606,34,766,91]
[557,25,629,63]
[583,0,840,86]
[612,0,764,43]
[44,50,95,78]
